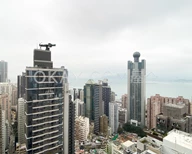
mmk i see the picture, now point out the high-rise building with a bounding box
[17,72,26,99]
[84,79,95,121]
[121,94,128,108]
[119,108,127,127]
[0,105,3,154]
[0,94,10,124]
[24,45,68,154]
[68,95,75,154]
[109,102,119,134]
[75,116,89,143]
[5,120,9,150]
[84,80,103,134]
[0,60,8,82]
[18,98,25,145]
[99,114,108,136]
[93,84,102,134]
[79,89,84,102]
[102,80,111,117]
[74,99,84,117]
[111,91,116,102]
[1,110,6,154]
[0,82,17,123]
[127,52,146,127]
[12,85,17,106]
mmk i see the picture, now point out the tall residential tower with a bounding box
[24,44,68,154]
[0,61,8,82]
[127,52,146,127]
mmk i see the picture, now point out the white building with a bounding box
[75,116,89,142]
[79,89,84,101]
[137,136,162,154]
[162,129,192,154]
[110,140,136,154]
[109,102,119,134]
[18,98,25,144]
[74,99,84,117]
[121,140,136,153]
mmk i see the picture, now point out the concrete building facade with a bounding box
[75,116,89,143]
[147,94,191,129]
[18,98,25,145]
[0,94,10,124]
[121,94,128,109]
[156,103,192,134]
[109,102,119,134]
[74,99,85,117]
[99,114,108,136]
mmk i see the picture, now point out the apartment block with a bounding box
[99,115,108,136]
[156,103,192,134]
[147,94,191,129]
[75,116,89,143]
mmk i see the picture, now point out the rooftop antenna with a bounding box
[39,43,56,50]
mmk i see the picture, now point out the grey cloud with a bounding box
[0,0,192,83]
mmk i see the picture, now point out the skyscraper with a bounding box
[18,98,25,145]
[0,61,8,82]
[17,72,26,99]
[84,79,95,121]
[84,80,103,134]
[127,52,146,127]
[102,80,111,117]
[68,95,75,154]
[109,102,119,134]
[24,45,68,154]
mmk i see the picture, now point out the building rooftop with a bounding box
[86,79,95,84]
[164,129,192,150]
[141,149,156,154]
[122,140,134,147]
[133,52,140,58]
[164,103,185,108]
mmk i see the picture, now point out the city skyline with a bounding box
[1,1,192,153]
[1,0,192,83]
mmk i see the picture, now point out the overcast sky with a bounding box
[1,0,192,83]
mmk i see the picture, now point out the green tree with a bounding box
[123,123,146,137]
